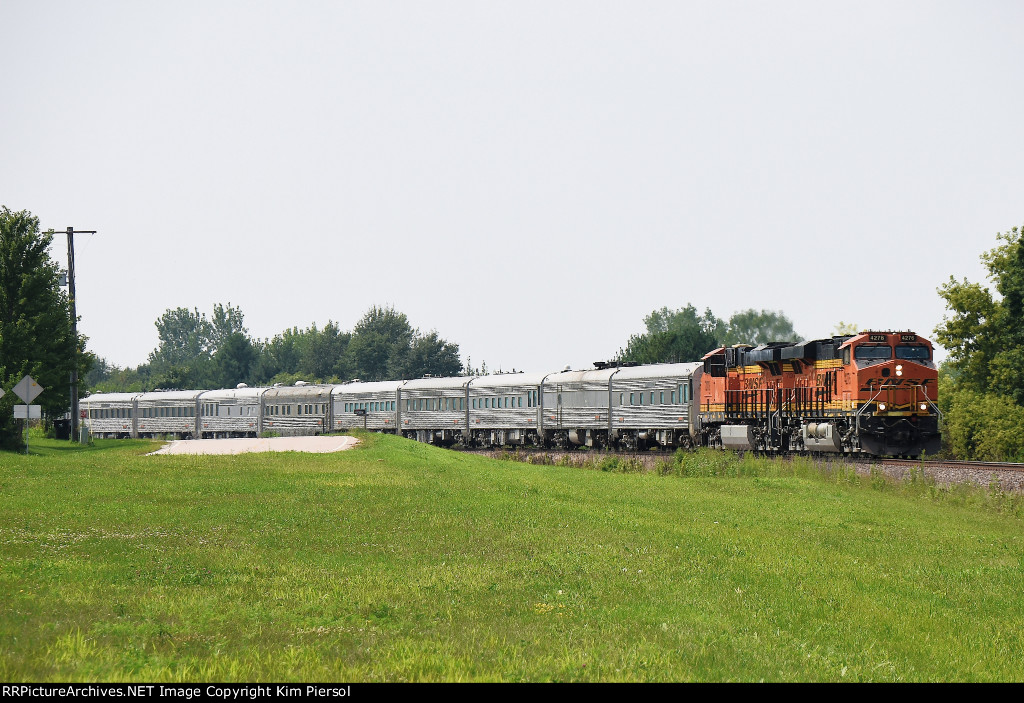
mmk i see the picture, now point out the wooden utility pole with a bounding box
[65,226,95,442]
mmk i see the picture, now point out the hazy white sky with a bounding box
[2,1,1022,373]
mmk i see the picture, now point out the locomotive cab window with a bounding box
[854,345,892,361]
[896,345,930,361]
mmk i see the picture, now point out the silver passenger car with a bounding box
[608,363,701,448]
[82,392,140,438]
[332,381,401,433]
[399,376,475,445]
[540,368,620,447]
[262,383,333,437]
[537,363,700,448]
[467,372,548,446]
[137,390,205,439]
[199,387,268,438]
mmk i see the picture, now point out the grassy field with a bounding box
[1,433,1023,682]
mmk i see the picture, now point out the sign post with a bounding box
[12,375,44,453]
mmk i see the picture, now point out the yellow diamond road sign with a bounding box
[13,375,43,404]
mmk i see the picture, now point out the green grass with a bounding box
[1,433,1023,681]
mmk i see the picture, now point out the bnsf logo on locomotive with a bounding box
[859,377,933,391]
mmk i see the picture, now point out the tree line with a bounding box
[614,306,802,365]
[91,303,801,392]
[88,304,463,392]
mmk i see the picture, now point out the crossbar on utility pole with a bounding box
[65,226,96,442]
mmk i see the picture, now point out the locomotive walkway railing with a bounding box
[853,383,942,438]
[724,386,830,420]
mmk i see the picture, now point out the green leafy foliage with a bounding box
[92,304,463,391]
[346,305,415,381]
[720,309,800,348]
[145,303,248,388]
[939,384,1024,461]
[211,332,257,389]
[616,305,722,364]
[935,225,1024,458]
[616,305,801,364]
[0,207,92,450]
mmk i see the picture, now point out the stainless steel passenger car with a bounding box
[262,383,333,437]
[537,363,701,449]
[608,363,701,448]
[399,376,474,445]
[137,390,205,439]
[199,387,267,438]
[466,372,547,446]
[332,381,401,433]
[82,392,140,438]
[539,368,620,448]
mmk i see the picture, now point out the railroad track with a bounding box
[880,458,1024,473]
[463,448,1024,491]
[470,448,1024,471]
[467,448,1024,478]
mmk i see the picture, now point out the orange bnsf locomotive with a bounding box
[691,331,940,457]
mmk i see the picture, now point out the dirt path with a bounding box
[147,436,360,456]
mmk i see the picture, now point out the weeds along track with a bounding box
[881,458,1024,473]
[873,458,1024,492]
[469,447,673,472]
[465,448,1024,493]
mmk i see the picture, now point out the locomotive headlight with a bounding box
[920,403,928,411]
[877,402,887,411]
[895,365,904,376]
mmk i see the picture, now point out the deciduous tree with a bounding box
[721,309,800,347]
[935,225,1024,459]
[0,207,90,450]
[616,305,722,364]
[935,225,1024,402]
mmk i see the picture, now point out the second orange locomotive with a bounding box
[692,331,940,457]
